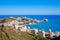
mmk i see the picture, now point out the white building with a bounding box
[9,20,27,32]
[48,29,52,33]
[17,17,22,21]
[19,26,27,32]
[31,29,38,35]
[10,16,14,18]
[10,20,19,28]
[38,29,45,38]
[46,29,54,38]
[55,32,60,37]
[26,26,31,33]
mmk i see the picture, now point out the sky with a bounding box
[0,0,60,15]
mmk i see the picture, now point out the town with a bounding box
[0,16,60,39]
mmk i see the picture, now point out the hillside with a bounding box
[0,26,49,40]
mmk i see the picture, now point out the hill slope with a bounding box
[0,26,34,40]
[0,26,48,40]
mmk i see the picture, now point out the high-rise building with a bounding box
[38,29,45,38]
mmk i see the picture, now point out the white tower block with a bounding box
[48,29,51,33]
[38,29,45,38]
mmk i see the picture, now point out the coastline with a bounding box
[0,15,60,32]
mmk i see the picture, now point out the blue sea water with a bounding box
[0,15,60,32]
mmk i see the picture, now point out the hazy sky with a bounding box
[0,0,60,15]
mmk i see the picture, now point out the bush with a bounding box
[30,34,49,40]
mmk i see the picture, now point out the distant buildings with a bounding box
[1,16,60,39]
[54,32,60,37]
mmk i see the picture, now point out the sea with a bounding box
[0,15,60,32]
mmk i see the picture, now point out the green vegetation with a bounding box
[29,34,50,40]
[0,26,2,29]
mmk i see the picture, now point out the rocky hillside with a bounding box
[0,26,49,40]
